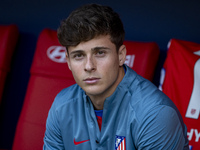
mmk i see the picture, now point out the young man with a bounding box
[43,4,189,149]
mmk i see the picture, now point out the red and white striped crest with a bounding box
[115,135,126,150]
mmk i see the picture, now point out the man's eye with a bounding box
[73,54,84,59]
[96,51,105,56]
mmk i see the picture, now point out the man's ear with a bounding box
[118,45,127,66]
[66,52,71,70]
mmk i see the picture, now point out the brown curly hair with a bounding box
[57,3,125,51]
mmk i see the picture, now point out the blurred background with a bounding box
[0,0,200,149]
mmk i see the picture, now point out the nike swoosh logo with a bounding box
[74,138,90,145]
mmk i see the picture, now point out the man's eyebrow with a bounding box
[69,47,110,56]
[91,46,110,51]
[69,50,84,56]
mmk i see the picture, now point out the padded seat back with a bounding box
[159,39,200,150]
[12,29,76,150]
[124,41,160,81]
[0,25,19,102]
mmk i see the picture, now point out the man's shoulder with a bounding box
[52,84,83,109]
[57,84,80,98]
[127,73,176,115]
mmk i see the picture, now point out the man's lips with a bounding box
[83,77,100,84]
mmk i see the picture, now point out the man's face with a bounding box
[66,35,126,99]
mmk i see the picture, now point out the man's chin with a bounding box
[85,89,104,98]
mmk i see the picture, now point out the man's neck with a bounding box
[88,66,125,110]
[90,96,105,110]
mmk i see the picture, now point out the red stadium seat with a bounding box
[12,29,76,150]
[159,39,200,150]
[12,28,160,149]
[124,41,160,81]
[0,25,19,103]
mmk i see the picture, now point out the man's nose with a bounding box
[84,56,96,72]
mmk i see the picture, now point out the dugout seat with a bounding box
[12,28,160,149]
[0,24,19,103]
[159,39,200,150]
[124,41,159,81]
[12,29,76,150]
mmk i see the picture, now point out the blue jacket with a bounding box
[43,65,189,150]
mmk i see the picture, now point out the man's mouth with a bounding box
[83,77,100,84]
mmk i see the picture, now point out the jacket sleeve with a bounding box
[43,100,65,150]
[133,105,189,150]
